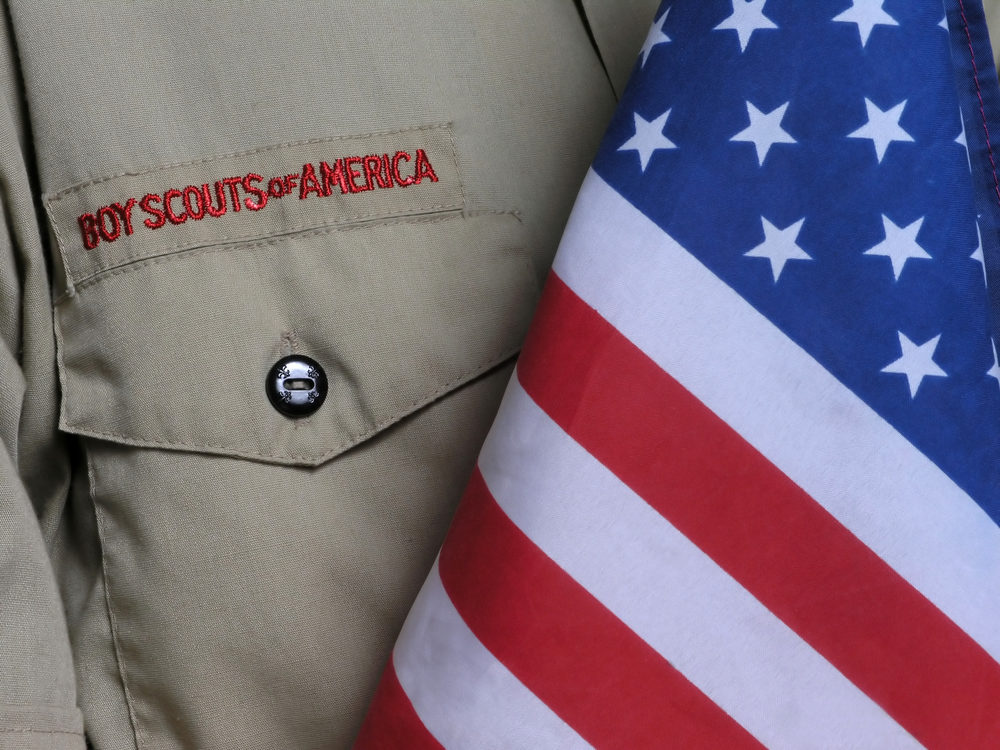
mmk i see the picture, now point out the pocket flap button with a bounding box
[266,355,328,417]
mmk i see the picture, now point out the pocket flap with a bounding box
[54,211,537,466]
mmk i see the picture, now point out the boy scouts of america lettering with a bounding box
[77,148,439,251]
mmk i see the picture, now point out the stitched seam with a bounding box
[445,124,468,208]
[44,200,76,296]
[0,728,82,736]
[53,306,73,426]
[0,703,82,713]
[87,450,144,750]
[958,0,1000,206]
[53,209,521,301]
[64,201,464,287]
[65,345,521,462]
[44,123,452,200]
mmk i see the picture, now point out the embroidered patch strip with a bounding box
[44,124,463,287]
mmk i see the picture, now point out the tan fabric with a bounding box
[988,0,1000,67]
[0,3,84,750]
[0,1,654,749]
[581,0,663,96]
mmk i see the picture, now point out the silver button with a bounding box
[266,355,328,417]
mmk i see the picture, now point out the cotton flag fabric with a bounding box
[354,1,1000,747]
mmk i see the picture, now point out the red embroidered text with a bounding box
[77,148,439,251]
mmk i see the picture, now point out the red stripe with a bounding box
[439,468,764,750]
[515,272,1000,750]
[352,655,443,750]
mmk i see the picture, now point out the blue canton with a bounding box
[593,0,1000,515]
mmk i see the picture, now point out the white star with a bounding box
[957,108,972,171]
[940,13,949,33]
[989,341,1000,390]
[881,332,947,398]
[639,8,671,68]
[731,101,796,166]
[745,217,812,281]
[848,98,914,163]
[618,109,677,171]
[833,0,899,46]
[972,221,987,284]
[714,0,778,53]
[863,215,931,280]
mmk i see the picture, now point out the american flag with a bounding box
[355,0,1000,746]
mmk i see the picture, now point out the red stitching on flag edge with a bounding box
[957,0,1000,206]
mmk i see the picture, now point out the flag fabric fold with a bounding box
[356,1,1000,747]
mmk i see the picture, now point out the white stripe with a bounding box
[479,378,920,750]
[553,170,1000,666]
[393,561,591,750]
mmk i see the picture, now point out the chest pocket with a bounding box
[46,129,537,465]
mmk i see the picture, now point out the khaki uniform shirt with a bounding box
[0,1,657,748]
[989,0,1000,67]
